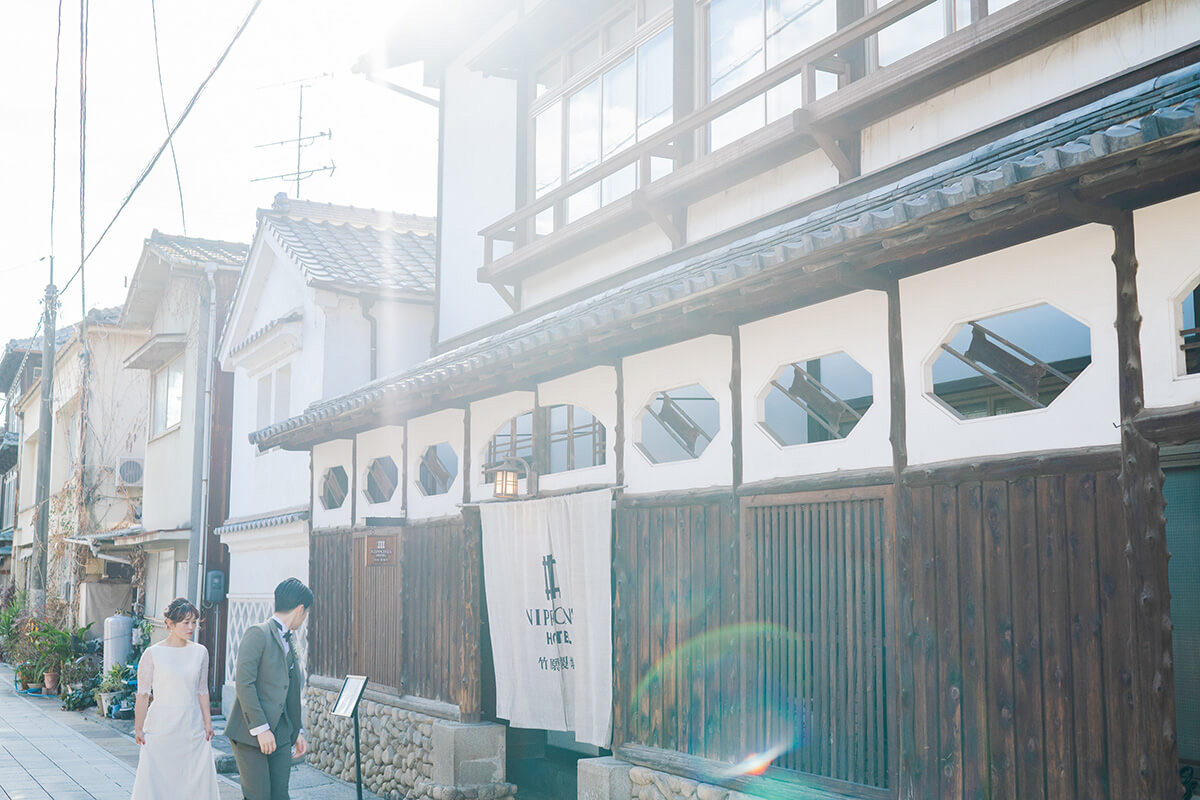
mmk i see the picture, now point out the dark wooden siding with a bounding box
[613,496,741,761]
[897,469,1147,800]
[308,519,483,718]
[743,489,892,790]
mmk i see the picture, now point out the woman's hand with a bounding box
[135,728,146,746]
[204,721,214,742]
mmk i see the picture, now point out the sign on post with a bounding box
[332,675,369,800]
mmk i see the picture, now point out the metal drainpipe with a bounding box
[187,267,217,606]
[199,266,217,605]
[360,296,378,380]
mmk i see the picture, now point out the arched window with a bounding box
[484,412,534,483]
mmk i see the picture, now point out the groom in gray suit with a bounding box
[226,578,312,800]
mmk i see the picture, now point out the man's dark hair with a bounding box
[274,578,313,612]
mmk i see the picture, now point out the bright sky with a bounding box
[0,0,438,346]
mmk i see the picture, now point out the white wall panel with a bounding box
[354,426,406,523]
[406,409,466,521]
[469,391,536,502]
[311,438,354,530]
[536,366,619,492]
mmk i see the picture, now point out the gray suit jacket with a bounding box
[225,620,303,748]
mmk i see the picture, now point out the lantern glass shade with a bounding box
[494,468,521,499]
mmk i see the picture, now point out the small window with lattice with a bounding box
[637,383,719,463]
[1181,283,1200,375]
[546,404,606,474]
[483,412,534,483]
[760,352,873,447]
[319,466,349,510]
[418,443,458,496]
[930,303,1092,419]
[364,456,398,504]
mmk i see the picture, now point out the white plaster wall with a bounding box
[406,409,465,520]
[312,439,354,530]
[224,524,309,589]
[687,149,839,243]
[320,293,372,401]
[373,302,434,378]
[901,224,1120,466]
[436,55,516,344]
[469,390,535,502]
[355,426,405,523]
[520,226,672,311]
[623,336,733,494]
[87,329,151,534]
[740,292,892,484]
[861,0,1200,173]
[536,366,618,492]
[1135,192,1200,410]
[142,277,200,534]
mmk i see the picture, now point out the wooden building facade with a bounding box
[254,2,1200,798]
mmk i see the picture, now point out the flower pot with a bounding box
[43,671,59,693]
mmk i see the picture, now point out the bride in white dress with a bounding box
[131,597,220,800]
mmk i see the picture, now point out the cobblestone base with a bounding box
[629,766,753,800]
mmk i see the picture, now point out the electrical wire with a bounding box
[58,0,264,296]
[150,0,186,235]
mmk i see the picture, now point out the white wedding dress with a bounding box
[131,641,220,800]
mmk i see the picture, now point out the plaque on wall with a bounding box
[365,535,396,566]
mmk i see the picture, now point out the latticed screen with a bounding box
[1166,466,1200,764]
[745,492,890,788]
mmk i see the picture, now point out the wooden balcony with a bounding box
[477,0,1148,293]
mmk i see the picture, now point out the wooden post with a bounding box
[1111,214,1180,800]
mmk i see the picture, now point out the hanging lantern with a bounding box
[487,456,530,500]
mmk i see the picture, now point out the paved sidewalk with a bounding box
[0,663,380,800]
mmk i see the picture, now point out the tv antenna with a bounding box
[252,74,335,198]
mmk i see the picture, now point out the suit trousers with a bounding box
[232,739,292,800]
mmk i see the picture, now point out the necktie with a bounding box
[282,628,297,672]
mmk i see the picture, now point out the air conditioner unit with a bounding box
[116,456,144,489]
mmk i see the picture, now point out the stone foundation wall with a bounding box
[628,766,752,800]
[305,683,515,800]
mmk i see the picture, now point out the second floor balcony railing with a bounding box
[477,0,1145,290]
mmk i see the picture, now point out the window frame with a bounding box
[528,3,674,227]
[151,356,184,439]
[417,443,459,497]
[545,403,607,475]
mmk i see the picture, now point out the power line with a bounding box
[59,0,264,295]
[150,0,186,235]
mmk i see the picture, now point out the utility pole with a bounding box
[31,281,57,613]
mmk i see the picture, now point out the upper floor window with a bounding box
[708,0,838,149]
[152,357,184,436]
[761,352,873,446]
[256,363,291,430]
[546,404,606,474]
[1181,280,1200,375]
[418,443,458,496]
[532,8,673,233]
[637,383,720,463]
[484,411,534,482]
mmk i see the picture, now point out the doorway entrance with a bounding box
[1165,465,1200,794]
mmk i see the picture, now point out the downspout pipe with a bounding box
[360,296,378,381]
[187,266,217,608]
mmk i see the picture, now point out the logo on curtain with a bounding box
[542,554,561,601]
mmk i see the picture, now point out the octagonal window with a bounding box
[931,303,1091,419]
[1180,283,1200,374]
[483,412,533,483]
[364,456,399,504]
[761,352,873,446]
[319,466,349,510]
[638,383,719,463]
[418,443,458,496]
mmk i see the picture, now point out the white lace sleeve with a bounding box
[136,647,154,697]
[197,645,210,697]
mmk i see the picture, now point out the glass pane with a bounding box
[550,437,570,473]
[535,207,555,236]
[712,97,766,150]
[604,56,637,159]
[602,163,638,204]
[569,80,602,180]
[877,1,945,67]
[534,101,562,199]
[167,360,183,429]
[569,34,601,77]
[639,383,719,463]
[637,26,673,139]
[154,370,168,434]
[709,0,765,101]
[767,0,836,64]
[606,11,636,52]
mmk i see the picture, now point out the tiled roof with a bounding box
[228,311,303,359]
[145,231,248,268]
[250,62,1200,450]
[213,508,310,536]
[261,194,436,297]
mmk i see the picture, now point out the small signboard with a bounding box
[331,675,368,718]
[365,536,395,566]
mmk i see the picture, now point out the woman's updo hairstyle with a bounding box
[164,597,199,623]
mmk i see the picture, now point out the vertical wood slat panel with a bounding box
[1036,475,1076,800]
[934,484,963,800]
[983,479,1017,800]
[1009,477,1046,800]
[956,483,988,800]
[1097,470,1137,800]
[910,486,938,795]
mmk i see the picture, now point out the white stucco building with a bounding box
[215,193,436,711]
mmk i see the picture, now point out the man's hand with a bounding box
[293,732,307,758]
[257,730,277,755]
[135,728,146,746]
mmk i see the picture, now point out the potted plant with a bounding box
[15,661,37,690]
[94,664,126,716]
